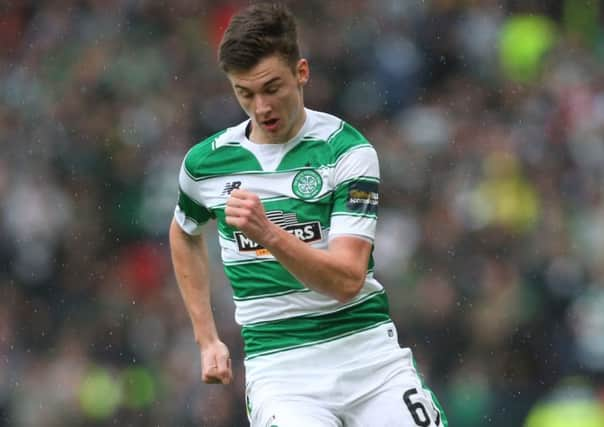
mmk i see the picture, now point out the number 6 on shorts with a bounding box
[403,388,440,426]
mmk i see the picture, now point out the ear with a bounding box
[296,58,309,87]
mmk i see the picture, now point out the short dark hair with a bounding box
[218,2,300,73]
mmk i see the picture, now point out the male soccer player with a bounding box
[169,3,447,426]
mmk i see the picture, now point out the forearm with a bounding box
[169,219,219,347]
[263,222,369,303]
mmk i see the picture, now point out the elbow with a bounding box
[334,276,365,304]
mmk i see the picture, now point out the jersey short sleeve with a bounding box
[173,142,217,235]
[329,145,380,241]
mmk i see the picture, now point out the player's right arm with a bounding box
[169,218,232,385]
[170,141,232,384]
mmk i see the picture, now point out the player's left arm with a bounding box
[227,197,370,302]
[225,145,378,303]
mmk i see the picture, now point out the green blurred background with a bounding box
[1,0,604,426]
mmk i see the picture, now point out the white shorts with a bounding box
[244,322,446,427]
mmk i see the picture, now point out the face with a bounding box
[227,55,309,144]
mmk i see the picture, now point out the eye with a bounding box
[237,89,253,99]
[265,85,279,94]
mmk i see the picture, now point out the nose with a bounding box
[254,95,272,116]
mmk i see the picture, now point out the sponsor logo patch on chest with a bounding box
[234,210,322,255]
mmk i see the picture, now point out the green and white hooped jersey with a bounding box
[174,108,391,360]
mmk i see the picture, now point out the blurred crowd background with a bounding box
[1,0,604,426]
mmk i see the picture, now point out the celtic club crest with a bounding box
[292,169,322,199]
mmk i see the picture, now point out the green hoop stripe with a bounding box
[225,260,305,300]
[242,291,390,358]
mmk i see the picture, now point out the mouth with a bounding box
[261,118,280,132]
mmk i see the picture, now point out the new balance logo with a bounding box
[221,181,242,195]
